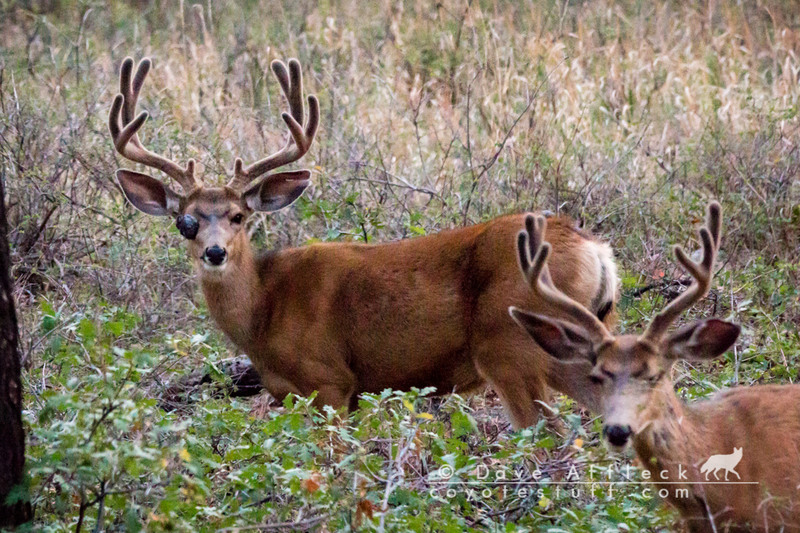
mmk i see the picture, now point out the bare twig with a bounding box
[218,513,329,532]
[461,59,565,225]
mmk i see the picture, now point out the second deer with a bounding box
[511,202,800,532]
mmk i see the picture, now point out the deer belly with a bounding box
[352,345,481,396]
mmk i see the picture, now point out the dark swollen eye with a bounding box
[231,213,244,224]
[176,214,199,240]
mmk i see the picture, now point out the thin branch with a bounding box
[218,513,329,532]
[461,58,565,224]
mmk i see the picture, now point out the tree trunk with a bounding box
[0,177,32,526]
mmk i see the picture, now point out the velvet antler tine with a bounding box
[640,202,722,345]
[515,213,612,342]
[109,57,200,193]
[229,59,319,191]
[305,95,320,141]
[287,59,304,123]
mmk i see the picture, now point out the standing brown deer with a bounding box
[510,202,800,531]
[108,57,618,428]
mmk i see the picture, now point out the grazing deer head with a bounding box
[510,202,740,451]
[109,57,318,276]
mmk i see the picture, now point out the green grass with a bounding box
[1,0,799,531]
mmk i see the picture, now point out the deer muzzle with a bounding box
[603,424,633,449]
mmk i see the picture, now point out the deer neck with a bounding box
[632,380,704,482]
[199,238,259,349]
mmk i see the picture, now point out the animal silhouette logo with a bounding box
[700,447,743,481]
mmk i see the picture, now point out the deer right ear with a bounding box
[117,170,182,216]
[243,170,311,212]
[509,307,595,362]
[664,319,741,361]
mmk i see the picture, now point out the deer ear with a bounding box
[664,319,740,361]
[243,170,310,212]
[117,169,182,216]
[509,307,595,362]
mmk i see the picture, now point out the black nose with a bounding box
[603,424,632,447]
[204,245,227,265]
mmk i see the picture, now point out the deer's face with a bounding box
[181,187,250,275]
[110,56,317,280]
[116,168,311,277]
[512,309,740,453]
[589,336,669,452]
[510,203,742,454]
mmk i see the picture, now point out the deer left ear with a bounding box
[243,170,311,212]
[509,307,595,362]
[664,319,740,361]
[117,169,182,216]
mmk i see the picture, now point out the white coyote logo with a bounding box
[700,447,743,481]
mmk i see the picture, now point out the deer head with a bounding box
[509,203,740,451]
[109,57,319,276]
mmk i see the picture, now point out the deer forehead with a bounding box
[184,187,245,217]
[596,335,661,374]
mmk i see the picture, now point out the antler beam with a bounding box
[109,57,201,194]
[517,215,614,343]
[639,201,722,345]
[228,58,320,191]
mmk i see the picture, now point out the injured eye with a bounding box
[176,214,199,240]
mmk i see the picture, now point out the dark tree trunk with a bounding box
[0,177,32,526]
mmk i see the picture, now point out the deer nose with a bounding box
[603,424,632,447]
[204,245,227,266]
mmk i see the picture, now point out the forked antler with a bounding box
[639,201,722,345]
[228,59,320,191]
[517,215,614,343]
[109,57,201,193]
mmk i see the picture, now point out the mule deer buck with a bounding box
[109,57,617,428]
[511,202,800,531]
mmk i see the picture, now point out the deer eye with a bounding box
[231,213,244,224]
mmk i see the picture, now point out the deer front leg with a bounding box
[257,367,355,413]
[299,356,357,413]
[471,336,549,429]
[256,369,303,404]
[312,383,355,413]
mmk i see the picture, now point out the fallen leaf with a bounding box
[303,471,322,493]
[402,399,416,413]
[538,496,552,509]
[355,499,376,527]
